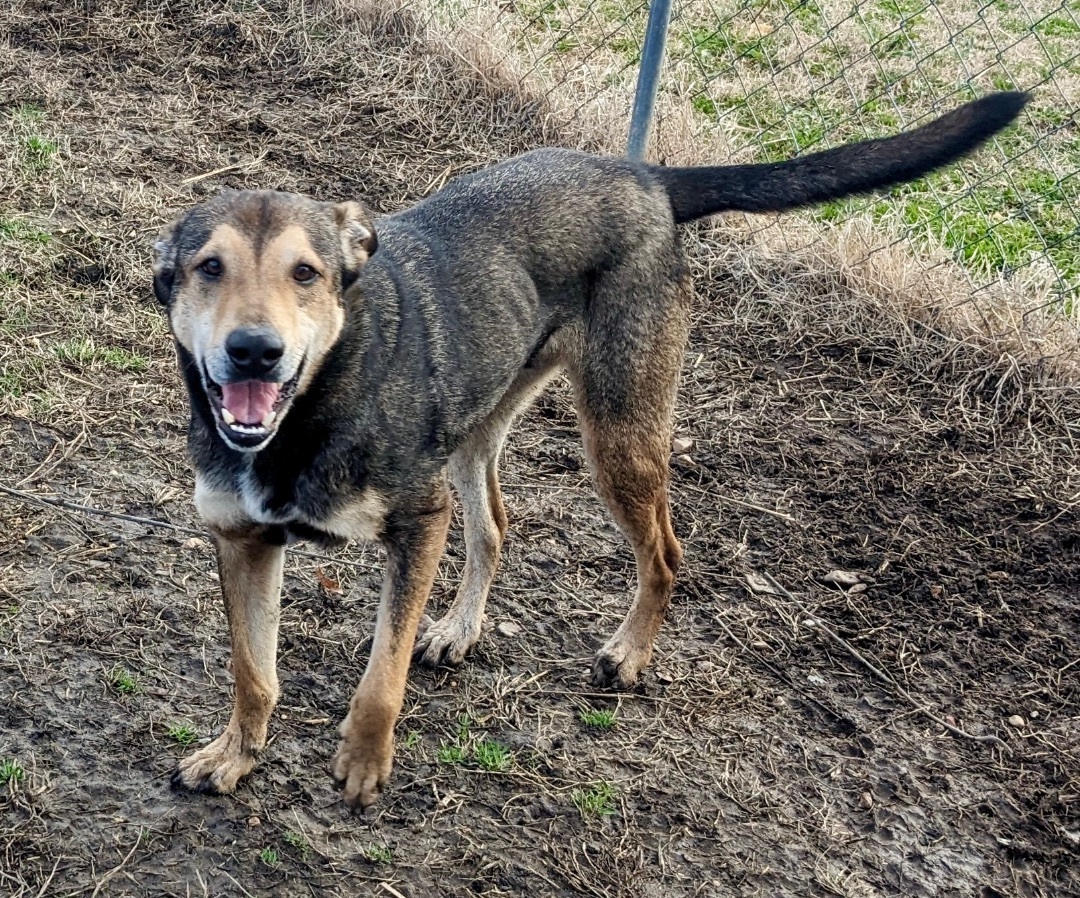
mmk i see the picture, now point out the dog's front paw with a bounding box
[332,712,394,809]
[413,611,481,667]
[591,636,652,690]
[172,724,259,794]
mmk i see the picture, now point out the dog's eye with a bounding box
[293,264,318,284]
[199,258,223,278]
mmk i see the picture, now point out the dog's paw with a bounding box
[590,638,652,690]
[332,712,394,809]
[172,725,258,794]
[413,611,481,667]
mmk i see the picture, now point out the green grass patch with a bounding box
[0,372,25,398]
[283,831,311,859]
[52,338,150,373]
[435,716,513,770]
[22,134,57,173]
[259,846,280,867]
[473,739,513,772]
[108,666,140,695]
[1037,15,1080,38]
[579,707,617,730]
[167,723,198,746]
[0,758,24,787]
[685,22,777,75]
[362,843,393,865]
[571,781,618,818]
[0,217,50,245]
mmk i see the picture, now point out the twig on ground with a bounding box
[88,836,140,898]
[762,573,1011,752]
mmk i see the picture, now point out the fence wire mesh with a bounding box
[440,0,1079,312]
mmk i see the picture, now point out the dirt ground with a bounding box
[1,1,1078,896]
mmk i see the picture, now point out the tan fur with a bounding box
[174,530,284,792]
[333,494,452,806]
[167,223,345,402]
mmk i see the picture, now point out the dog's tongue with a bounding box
[221,381,280,425]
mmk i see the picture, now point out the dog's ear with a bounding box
[151,217,181,307]
[334,201,378,289]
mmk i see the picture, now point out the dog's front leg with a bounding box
[173,530,284,794]
[333,494,451,808]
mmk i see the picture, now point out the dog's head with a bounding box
[152,190,377,453]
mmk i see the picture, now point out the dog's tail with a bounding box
[653,92,1029,224]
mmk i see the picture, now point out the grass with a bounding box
[52,338,150,373]
[0,217,50,245]
[362,843,393,865]
[494,0,1079,303]
[473,739,513,772]
[436,742,468,764]
[259,846,280,868]
[167,723,198,746]
[283,830,311,859]
[579,707,617,730]
[0,758,24,787]
[107,666,140,695]
[436,716,513,770]
[571,781,618,818]
[8,104,59,175]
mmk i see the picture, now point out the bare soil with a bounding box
[1,2,1078,896]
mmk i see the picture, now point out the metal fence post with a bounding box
[626,0,673,161]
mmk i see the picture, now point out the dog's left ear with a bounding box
[151,217,181,307]
[334,201,378,289]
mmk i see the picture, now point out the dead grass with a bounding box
[0,1,1078,896]
[455,0,1080,320]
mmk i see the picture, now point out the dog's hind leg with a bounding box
[572,268,691,689]
[173,529,284,793]
[415,358,561,667]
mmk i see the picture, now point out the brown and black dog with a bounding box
[152,92,1027,808]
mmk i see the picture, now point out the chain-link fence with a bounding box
[441,0,1079,312]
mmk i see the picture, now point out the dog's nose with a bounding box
[224,327,285,377]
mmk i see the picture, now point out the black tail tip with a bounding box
[977,90,1031,129]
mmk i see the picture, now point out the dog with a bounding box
[152,92,1027,808]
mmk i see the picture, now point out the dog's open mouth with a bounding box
[203,363,302,449]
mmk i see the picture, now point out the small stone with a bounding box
[848,582,867,595]
[247,816,261,827]
[986,570,1009,581]
[822,570,861,588]
[745,572,781,596]
[751,640,768,649]
[496,621,522,638]
[655,669,674,685]
[672,436,694,454]
[944,715,957,727]
[1030,710,1039,720]
[182,537,208,550]
[673,453,695,468]
[1007,715,1026,729]
[859,791,873,809]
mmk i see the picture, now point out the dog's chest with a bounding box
[195,469,387,544]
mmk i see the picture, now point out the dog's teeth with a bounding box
[261,411,277,428]
[221,408,236,425]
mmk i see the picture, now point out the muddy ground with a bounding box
[1,1,1078,896]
